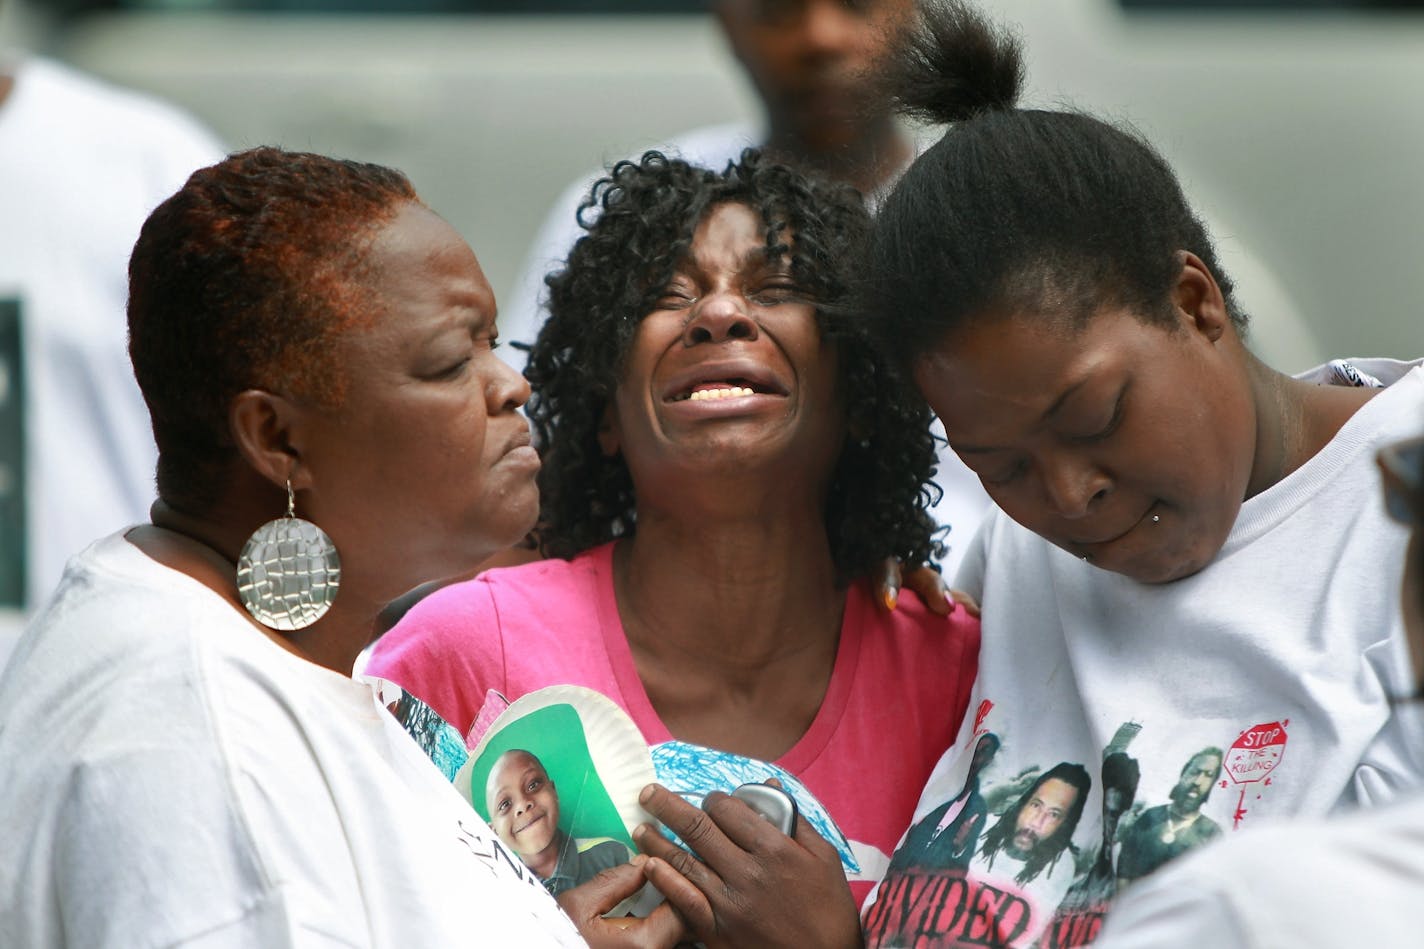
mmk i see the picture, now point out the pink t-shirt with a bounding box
[367,542,979,905]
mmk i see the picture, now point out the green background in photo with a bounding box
[469,702,633,847]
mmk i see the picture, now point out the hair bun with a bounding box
[888,0,1025,125]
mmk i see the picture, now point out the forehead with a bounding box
[1186,753,1221,773]
[1032,778,1079,809]
[489,752,544,786]
[914,311,1162,440]
[681,202,774,265]
[364,203,492,300]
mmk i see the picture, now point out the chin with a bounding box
[1111,550,1212,585]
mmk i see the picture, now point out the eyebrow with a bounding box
[953,379,1089,455]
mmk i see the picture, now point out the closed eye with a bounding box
[1068,392,1126,445]
[428,357,471,381]
[654,282,697,309]
[750,281,806,306]
[981,458,1028,487]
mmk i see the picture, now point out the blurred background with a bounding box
[3,0,1421,366]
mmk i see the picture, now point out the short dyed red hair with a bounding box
[128,147,418,514]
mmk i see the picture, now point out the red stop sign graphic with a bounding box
[1224,721,1288,785]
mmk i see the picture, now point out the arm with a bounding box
[1095,864,1249,949]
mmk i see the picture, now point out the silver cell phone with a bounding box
[731,783,798,836]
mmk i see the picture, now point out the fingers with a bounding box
[557,861,648,921]
[904,564,955,616]
[627,902,692,949]
[639,784,740,868]
[788,804,841,866]
[948,587,981,618]
[633,822,711,888]
[640,855,718,937]
[876,557,901,611]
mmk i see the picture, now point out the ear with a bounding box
[229,389,309,492]
[1173,251,1231,344]
[596,403,621,458]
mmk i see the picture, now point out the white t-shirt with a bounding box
[501,122,993,575]
[0,56,225,663]
[863,358,1424,948]
[1096,788,1424,948]
[0,532,587,948]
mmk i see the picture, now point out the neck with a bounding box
[136,500,379,676]
[525,833,565,881]
[616,504,843,669]
[763,119,911,196]
[1166,802,1199,824]
[1245,355,1380,500]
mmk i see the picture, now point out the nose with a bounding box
[682,292,759,347]
[1040,453,1111,520]
[486,353,531,413]
[799,0,860,60]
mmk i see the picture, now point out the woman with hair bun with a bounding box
[851,3,1424,947]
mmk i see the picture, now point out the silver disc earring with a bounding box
[236,479,341,631]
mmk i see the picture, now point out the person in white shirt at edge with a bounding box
[853,4,1422,946]
[503,0,996,579]
[0,147,687,949]
[1096,432,1424,948]
[0,51,225,669]
[625,4,1423,947]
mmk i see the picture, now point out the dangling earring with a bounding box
[236,478,341,631]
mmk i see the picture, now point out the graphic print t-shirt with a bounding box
[863,359,1424,948]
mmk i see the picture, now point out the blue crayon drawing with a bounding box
[651,740,859,873]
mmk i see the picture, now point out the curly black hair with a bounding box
[525,149,941,584]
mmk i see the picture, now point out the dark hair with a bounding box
[981,761,1091,886]
[1101,752,1141,804]
[526,149,940,582]
[865,0,1245,368]
[128,147,419,514]
[1181,746,1224,779]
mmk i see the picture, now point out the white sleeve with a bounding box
[951,509,992,601]
[1094,864,1250,949]
[50,749,358,948]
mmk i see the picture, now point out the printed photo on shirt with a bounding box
[457,686,657,907]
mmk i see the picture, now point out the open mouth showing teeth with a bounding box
[671,380,766,402]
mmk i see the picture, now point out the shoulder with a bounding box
[477,546,610,625]
[574,836,633,870]
[852,578,982,656]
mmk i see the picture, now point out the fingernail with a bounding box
[882,587,898,611]
[630,853,648,867]
[639,784,655,805]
